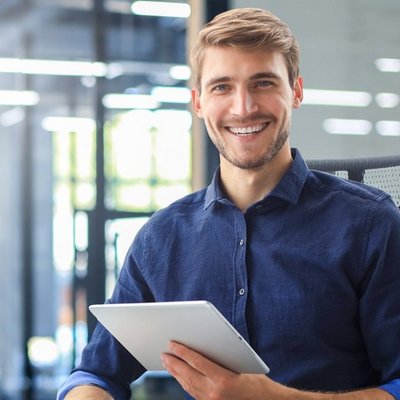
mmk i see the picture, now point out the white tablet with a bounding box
[89,300,269,374]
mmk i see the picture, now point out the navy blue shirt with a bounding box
[58,149,400,399]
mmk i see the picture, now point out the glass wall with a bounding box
[0,1,193,398]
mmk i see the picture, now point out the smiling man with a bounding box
[58,8,400,400]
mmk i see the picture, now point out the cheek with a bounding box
[201,102,222,125]
[272,95,292,116]
[204,116,219,133]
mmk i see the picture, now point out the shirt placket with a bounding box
[232,209,249,341]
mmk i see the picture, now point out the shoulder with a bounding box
[306,169,393,207]
[138,187,208,237]
[152,187,207,219]
[303,169,400,245]
[303,169,400,227]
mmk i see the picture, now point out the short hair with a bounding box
[190,8,300,90]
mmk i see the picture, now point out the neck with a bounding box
[219,146,293,212]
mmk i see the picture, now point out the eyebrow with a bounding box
[250,72,282,81]
[204,71,282,89]
[204,76,231,89]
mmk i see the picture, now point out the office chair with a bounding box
[306,155,400,208]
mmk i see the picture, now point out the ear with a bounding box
[191,88,203,118]
[292,76,303,109]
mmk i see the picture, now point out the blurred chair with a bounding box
[306,155,400,208]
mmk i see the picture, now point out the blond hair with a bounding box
[190,8,300,90]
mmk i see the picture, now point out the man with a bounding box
[58,8,400,400]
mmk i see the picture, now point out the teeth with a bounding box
[229,123,267,135]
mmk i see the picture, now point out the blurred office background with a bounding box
[0,0,399,399]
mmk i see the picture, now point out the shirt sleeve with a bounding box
[56,370,119,399]
[379,378,400,399]
[360,198,400,385]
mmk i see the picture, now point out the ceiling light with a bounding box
[169,65,191,81]
[376,121,400,137]
[375,58,400,73]
[102,93,160,109]
[323,119,372,135]
[0,58,107,77]
[0,107,25,127]
[0,58,187,81]
[0,90,40,106]
[375,93,400,108]
[303,89,372,107]
[106,62,125,79]
[151,86,191,103]
[131,1,191,18]
[42,117,96,132]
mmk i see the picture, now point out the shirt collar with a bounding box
[204,148,309,209]
[268,148,309,204]
[204,168,225,209]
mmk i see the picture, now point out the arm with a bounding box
[64,385,113,400]
[162,342,395,400]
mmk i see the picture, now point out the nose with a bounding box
[230,88,258,117]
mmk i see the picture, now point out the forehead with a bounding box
[200,46,288,87]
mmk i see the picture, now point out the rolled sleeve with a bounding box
[56,370,122,399]
[380,378,400,400]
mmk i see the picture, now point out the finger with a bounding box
[161,352,209,398]
[168,341,236,379]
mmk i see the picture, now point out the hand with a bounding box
[161,342,395,400]
[161,341,285,400]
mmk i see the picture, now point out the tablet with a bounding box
[89,300,269,374]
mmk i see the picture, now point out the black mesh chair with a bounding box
[306,155,400,208]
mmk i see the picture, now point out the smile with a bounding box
[227,122,269,136]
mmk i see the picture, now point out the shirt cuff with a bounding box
[56,370,116,399]
[380,378,400,400]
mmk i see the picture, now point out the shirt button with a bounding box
[239,288,245,296]
[239,239,245,246]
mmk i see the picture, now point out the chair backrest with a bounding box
[307,155,400,208]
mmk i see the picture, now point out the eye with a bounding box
[212,84,230,92]
[255,80,273,88]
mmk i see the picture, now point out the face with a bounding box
[192,46,303,171]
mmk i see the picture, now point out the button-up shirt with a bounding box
[58,149,400,399]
